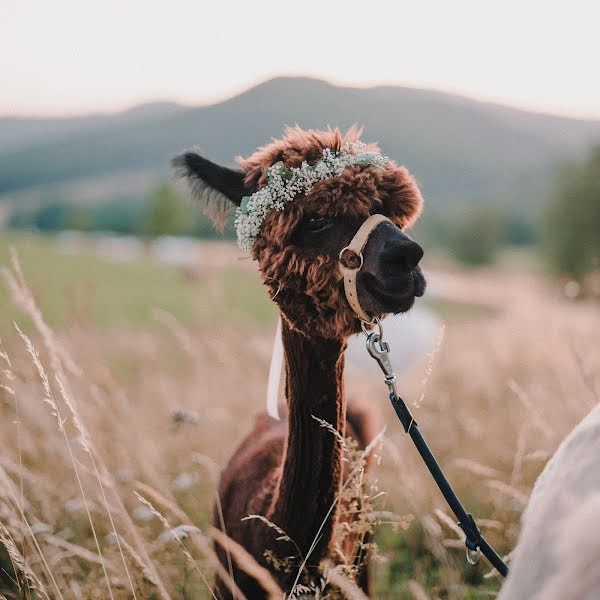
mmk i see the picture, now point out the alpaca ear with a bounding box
[171,149,255,231]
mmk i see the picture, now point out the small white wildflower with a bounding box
[64,498,84,513]
[171,472,199,492]
[105,532,118,545]
[133,505,155,522]
[56,527,74,540]
[158,524,201,543]
[29,522,52,535]
[115,468,136,483]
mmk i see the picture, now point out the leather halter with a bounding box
[338,213,392,323]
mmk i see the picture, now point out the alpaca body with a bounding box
[214,321,376,598]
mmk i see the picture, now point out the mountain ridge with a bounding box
[5,77,599,124]
[2,76,599,212]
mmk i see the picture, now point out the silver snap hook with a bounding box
[360,315,382,337]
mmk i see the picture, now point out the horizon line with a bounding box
[2,74,600,123]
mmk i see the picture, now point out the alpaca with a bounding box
[173,126,426,598]
[497,401,600,600]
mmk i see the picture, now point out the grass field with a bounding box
[0,232,598,599]
[0,232,275,330]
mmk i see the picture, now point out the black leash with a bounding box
[388,390,508,577]
[364,323,509,578]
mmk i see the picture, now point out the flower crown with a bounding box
[234,141,390,251]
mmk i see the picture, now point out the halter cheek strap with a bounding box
[338,213,392,323]
[266,213,391,420]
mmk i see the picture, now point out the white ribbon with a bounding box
[266,315,283,420]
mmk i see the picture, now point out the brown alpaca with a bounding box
[173,126,425,598]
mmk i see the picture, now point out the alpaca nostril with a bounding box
[382,239,424,270]
[408,241,424,268]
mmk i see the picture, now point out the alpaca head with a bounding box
[173,126,425,339]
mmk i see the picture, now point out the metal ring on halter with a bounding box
[361,316,383,337]
[466,546,481,566]
[338,246,364,270]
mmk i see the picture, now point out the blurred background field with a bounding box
[2,2,600,597]
[0,228,598,599]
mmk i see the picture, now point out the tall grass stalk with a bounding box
[13,323,114,599]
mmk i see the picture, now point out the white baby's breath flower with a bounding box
[235,141,390,252]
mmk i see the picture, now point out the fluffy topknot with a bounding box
[237,125,423,230]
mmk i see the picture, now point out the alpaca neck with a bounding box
[270,318,347,559]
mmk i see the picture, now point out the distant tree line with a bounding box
[8,181,539,264]
[416,205,538,267]
[8,183,235,240]
[416,145,599,277]
[542,146,600,280]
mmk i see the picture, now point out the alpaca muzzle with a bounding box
[338,213,393,323]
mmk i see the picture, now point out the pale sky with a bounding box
[2,0,599,119]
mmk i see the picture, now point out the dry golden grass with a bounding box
[0,250,598,599]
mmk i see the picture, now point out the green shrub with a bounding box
[543,146,600,280]
[447,206,504,266]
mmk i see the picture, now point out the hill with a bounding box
[1,77,599,212]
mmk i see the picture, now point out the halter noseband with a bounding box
[338,213,392,324]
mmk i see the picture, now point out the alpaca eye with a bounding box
[305,216,331,234]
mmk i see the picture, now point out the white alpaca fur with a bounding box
[498,402,600,599]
